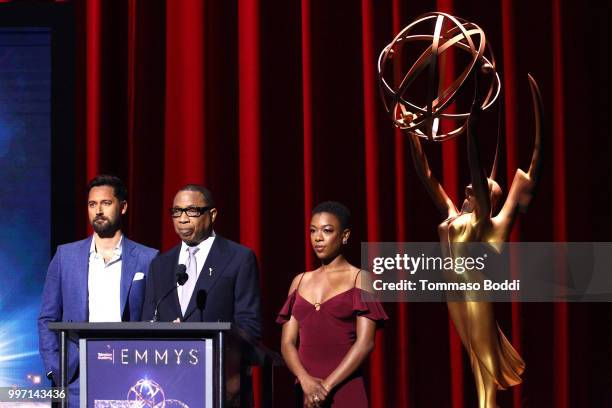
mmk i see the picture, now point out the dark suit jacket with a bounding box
[142,235,262,338]
[37,236,158,383]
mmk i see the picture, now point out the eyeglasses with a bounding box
[170,206,212,218]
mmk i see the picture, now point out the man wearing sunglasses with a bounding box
[142,184,261,339]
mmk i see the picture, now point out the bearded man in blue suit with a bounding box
[38,175,158,407]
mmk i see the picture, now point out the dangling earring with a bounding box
[342,239,348,245]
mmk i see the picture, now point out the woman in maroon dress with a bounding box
[277,201,388,408]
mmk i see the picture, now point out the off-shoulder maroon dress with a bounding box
[277,273,388,407]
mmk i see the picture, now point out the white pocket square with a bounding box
[133,272,145,281]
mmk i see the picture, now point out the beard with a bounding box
[92,216,120,237]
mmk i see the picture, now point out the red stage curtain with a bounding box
[391,4,410,408]
[434,2,464,406]
[60,0,609,406]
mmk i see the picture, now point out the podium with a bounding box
[49,322,282,408]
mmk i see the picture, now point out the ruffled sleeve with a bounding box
[352,288,389,326]
[276,290,297,324]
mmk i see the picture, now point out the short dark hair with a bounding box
[312,201,351,229]
[87,175,128,201]
[178,184,216,207]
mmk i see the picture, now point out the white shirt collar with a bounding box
[89,234,123,258]
[179,230,216,254]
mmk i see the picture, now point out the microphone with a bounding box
[175,264,188,285]
[151,264,188,322]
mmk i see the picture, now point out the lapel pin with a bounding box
[209,267,213,276]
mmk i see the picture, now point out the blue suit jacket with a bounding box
[142,235,261,339]
[37,236,158,382]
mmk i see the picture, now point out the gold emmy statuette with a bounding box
[378,12,544,408]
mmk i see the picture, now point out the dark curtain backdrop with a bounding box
[27,0,612,406]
